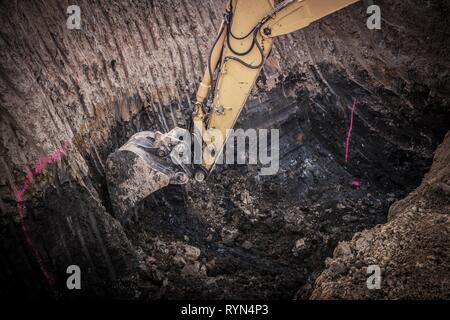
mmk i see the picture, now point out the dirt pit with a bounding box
[1,0,449,299]
[117,85,441,299]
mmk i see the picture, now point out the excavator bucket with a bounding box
[106,128,190,219]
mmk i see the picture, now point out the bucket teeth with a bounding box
[106,128,190,219]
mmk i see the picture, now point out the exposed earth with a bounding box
[0,0,449,299]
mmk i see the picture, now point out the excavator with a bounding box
[106,0,360,217]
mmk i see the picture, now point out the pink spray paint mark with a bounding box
[15,141,71,292]
[351,181,362,187]
[345,98,357,163]
[345,99,362,188]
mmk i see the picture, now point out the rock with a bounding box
[151,268,165,283]
[242,240,253,250]
[221,228,239,244]
[241,190,253,205]
[295,238,307,250]
[324,257,334,268]
[354,231,373,252]
[181,262,200,277]
[183,244,201,261]
[292,238,308,256]
[146,256,157,265]
[333,242,352,257]
[205,259,216,271]
[173,255,187,267]
[342,214,358,222]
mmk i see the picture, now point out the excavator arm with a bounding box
[193,0,359,179]
[106,0,360,217]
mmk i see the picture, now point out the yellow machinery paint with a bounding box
[194,0,359,173]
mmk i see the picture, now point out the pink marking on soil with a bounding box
[15,142,70,291]
[351,181,362,187]
[345,98,357,163]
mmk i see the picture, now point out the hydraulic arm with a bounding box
[192,0,359,180]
